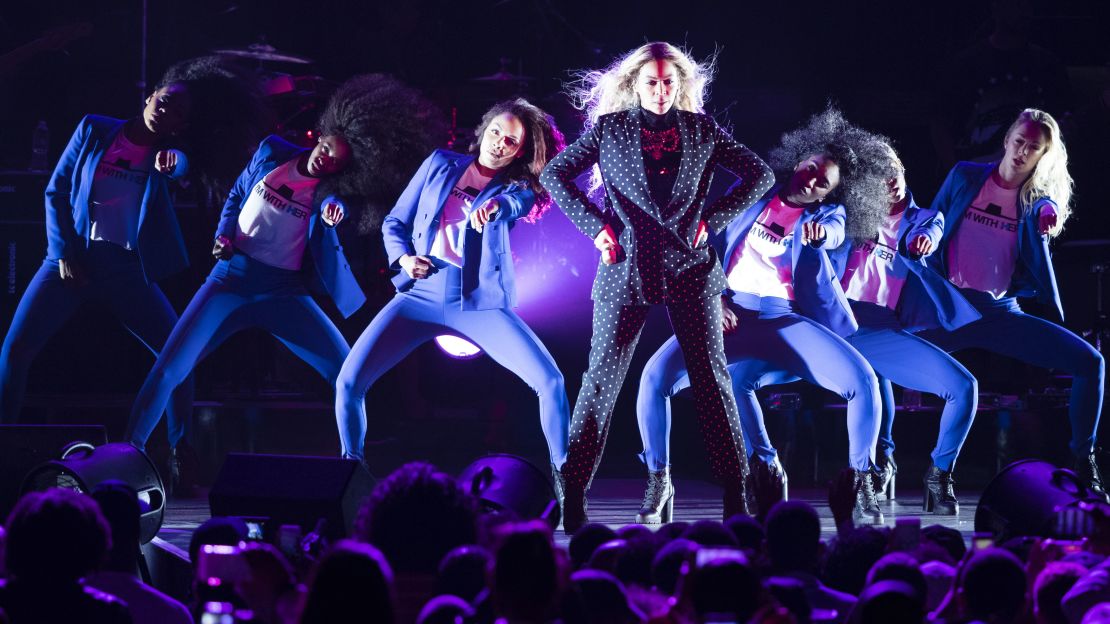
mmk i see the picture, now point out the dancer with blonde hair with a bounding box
[541,42,774,532]
[919,108,1106,501]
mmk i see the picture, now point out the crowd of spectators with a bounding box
[3,461,1110,623]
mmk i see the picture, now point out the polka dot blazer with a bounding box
[540,109,775,305]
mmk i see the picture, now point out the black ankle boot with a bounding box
[922,465,959,515]
[745,455,789,515]
[722,481,748,519]
[1074,454,1110,504]
[853,469,884,525]
[555,466,589,535]
[636,466,674,524]
[874,453,897,502]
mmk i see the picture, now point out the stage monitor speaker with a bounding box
[975,459,1095,541]
[209,454,375,538]
[0,424,108,517]
[459,454,559,528]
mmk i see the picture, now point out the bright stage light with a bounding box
[434,335,482,359]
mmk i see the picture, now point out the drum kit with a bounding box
[213,43,535,148]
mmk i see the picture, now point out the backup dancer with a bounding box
[635,108,890,524]
[334,99,571,468]
[919,108,1107,501]
[126,75,437,457]
[540,42,774,532]
[0,57,265,456]
[829,141,981,515]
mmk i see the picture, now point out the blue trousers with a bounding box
[126,253,354,451]
[918,292,1103,457]
[335,265,569,465]
[638,303,881,472]
[0,241,193,446]
[847,302,978,470]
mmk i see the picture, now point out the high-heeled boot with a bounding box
[636,466,674,524]
[722,481,749,519]
[874,453,897,502]
[1074,453,1110,504]
[551,464,566,526]
[554,466,589,535]
[922,465,959,515]
[745,455,789,515]
[853,469,884,524]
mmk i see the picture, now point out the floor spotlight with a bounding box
[21,442,165,544]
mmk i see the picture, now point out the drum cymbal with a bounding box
[213,44,312,64]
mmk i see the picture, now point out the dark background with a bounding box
[1,0,1108,486]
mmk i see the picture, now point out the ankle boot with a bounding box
[922,465,959,515]
[874,453,897,502]
[636,466,675,524]
[722,481,749,519]
[745,455,789,515]
[852,469,884,525]
[555,466,590,535]
[1074,453,1110,504]
[551,464,566,526]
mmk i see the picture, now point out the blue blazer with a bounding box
[44,115,190,282]
[382,150,536,311]
[216,136,366,318]
[926,161,1063,320]
[831,193,981,333]
[717,187,857,337]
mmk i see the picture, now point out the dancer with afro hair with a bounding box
[0,56,266,456]
[335,98,571,467]
[634,107,892,525]
[125,74,440,458]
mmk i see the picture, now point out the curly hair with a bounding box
[353,462,478,574]
[314,74,444,233]
[156,56,270,194]
[769,106,892,243]
[468,98,566,221]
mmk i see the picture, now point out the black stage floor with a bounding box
[155,478,979,559]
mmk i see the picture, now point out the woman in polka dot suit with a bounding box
[540,42,774,533]
[635,108,895,525]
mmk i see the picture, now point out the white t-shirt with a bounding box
[946,175,1020,298]
[234,159,319,270]
[429,163,493,268]
[841,211,909,310]
[726,197,805,301]
[89,132,154,250]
